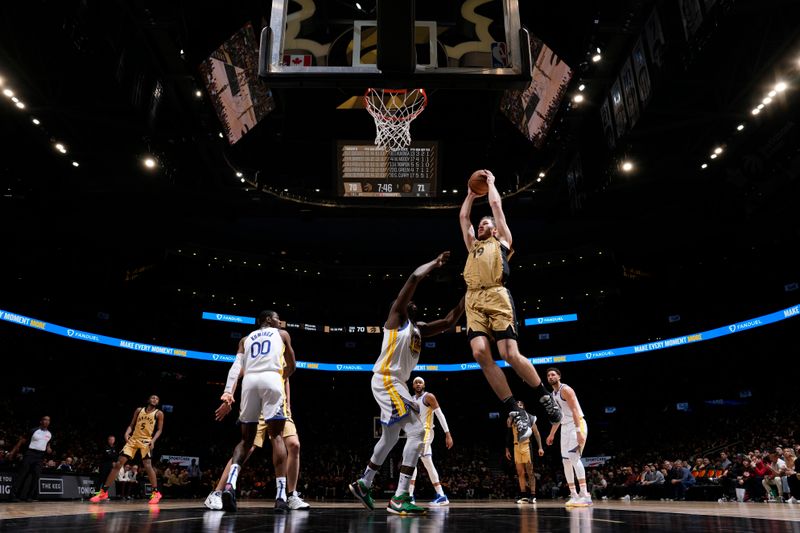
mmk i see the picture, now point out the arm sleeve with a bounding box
[433,407,449,433]
[224,353,244,394]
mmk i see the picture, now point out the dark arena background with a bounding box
[1,1,800,531]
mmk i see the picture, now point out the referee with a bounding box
[9,415,53,502]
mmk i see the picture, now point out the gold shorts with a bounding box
[465,286,518,340]
[253,418,297,448]
[513,443,532,464]
[121,438,152,460]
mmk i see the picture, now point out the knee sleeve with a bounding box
[562,458,575,484]
[420,455,439,485]
[370,423,402,466]
[569,451,586,480]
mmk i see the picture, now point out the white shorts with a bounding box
[420,431,435,457]
[371,373,419,427]
[239,371,286,424]
[561,419,588,457]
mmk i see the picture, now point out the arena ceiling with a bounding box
[1,0,799,274]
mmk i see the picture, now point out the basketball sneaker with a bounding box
[275,498,290,513]
[509,410,532,442]
[387,492,426,515]
[516,494,530,504]
[221,488,237,512]
[288,493,311,510]
[204,491,223,510]
[89,489,109,503]
[539,394,562,424]
[148,490,162,505]
[574,493,593,506]
[430,494,450,506]
[565,495,580,507]
[349,480,375,510]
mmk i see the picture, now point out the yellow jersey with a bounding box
[131,407,159,441]
[463,236,511,290]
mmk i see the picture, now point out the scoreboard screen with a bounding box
[337,141,438,198]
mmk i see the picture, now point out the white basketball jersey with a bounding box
[417,392,435,432]
[372,321,422,383]
[242,327,285,374]
[552,383,583,426]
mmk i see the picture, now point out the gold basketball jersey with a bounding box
[463,236,511,290]
[131,407,158,441]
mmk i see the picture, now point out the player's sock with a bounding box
[532,382,548,399]
[395,473,412,497]
[276,477,287,500]
[503,396,520,413]
[408,483,415,497]
[435,484,445,497]
[361,465,378,488]
[226,463,241,490]
[101,485,109,491]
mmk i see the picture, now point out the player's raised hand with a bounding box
[484,170,495,186]
[435,251,450,267]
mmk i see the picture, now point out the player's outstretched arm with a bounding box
[485,171,512,248]
[459,191,478,251]
[418,295,465,338]
[387,252,450,329]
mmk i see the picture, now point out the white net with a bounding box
[364,88,427,151]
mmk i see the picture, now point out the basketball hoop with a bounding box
[364,88,427,151]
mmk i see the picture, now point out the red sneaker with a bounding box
[148,490,162,504]
[89,490,109,503]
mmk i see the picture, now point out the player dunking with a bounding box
[545,368,591,506]
[459,170,562,440]
[90,395,164,504]
[350,252,465,515]
[408,376,453,506]
[207,374,309,511]
[219,310,296,512]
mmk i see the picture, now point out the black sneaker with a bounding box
[539,394,562,424]
[221,488,237,512]
[509,410,532,442]
[275,498,289,513]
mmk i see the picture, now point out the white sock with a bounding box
[409,483,415,497]
[291,490,298,498]
[226,464,240,489]
[276,477,287,501]
[395,473,412,497]
[435,484,445,497]
[361,466,378,488]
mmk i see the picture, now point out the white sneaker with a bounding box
[530,498,537,504]
[565,496,580,507]
[789,497,798,504]
[288,494,311,510]
[204,490,223,510]
[622,494,631,502]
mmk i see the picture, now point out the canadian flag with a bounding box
[283,54,312,67]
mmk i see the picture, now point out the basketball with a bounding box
[468,170,489,196]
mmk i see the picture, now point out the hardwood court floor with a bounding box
[1,499,799,531]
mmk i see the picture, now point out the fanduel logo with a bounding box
[67,329,75,337]
[728,325,736,332]
[212,354,220,360]
[337,365,343,370]
[537,318,544,324]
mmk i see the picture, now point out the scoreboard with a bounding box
[337,141,438,197]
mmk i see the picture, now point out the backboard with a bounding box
[258,0,531,89]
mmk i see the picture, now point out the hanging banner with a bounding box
[632,38,652,105]
[600,98,616,149]
[610,78,628,139]
[644,9,666,68]
[620,57,640,128]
